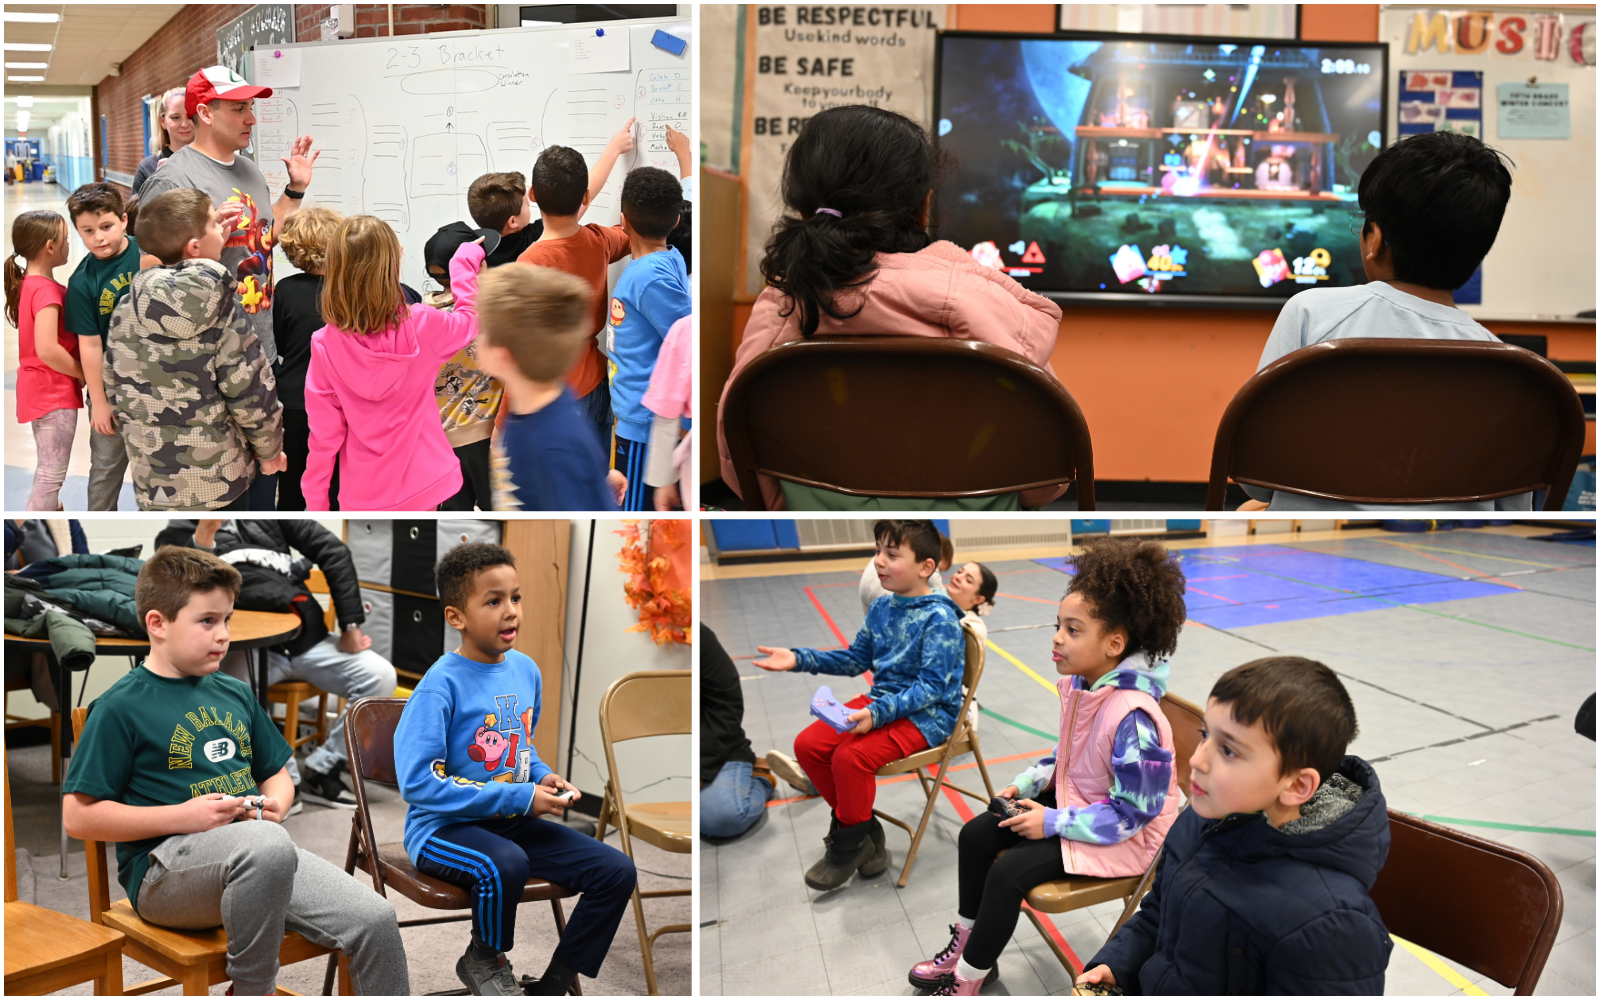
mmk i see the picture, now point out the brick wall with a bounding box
[95,4,488,188]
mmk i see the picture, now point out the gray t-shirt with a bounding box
[138,144,277,361]
[1245,281,1529,512]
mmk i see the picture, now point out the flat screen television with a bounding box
[933,31,1389,305]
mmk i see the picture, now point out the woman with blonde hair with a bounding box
[302,215,484,510]
[131,87,194,196]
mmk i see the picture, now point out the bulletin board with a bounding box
[1380,5,1596,321]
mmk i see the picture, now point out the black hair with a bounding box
[529,145,589,217]
[975,563,998,610]
[1357,130,1513,290]
[435,542,517,613]
[1211,657,1358,783]
[873,519,942,567]
[1064,537,1188,661]
[759,105,944,337]
[620,166,682,239]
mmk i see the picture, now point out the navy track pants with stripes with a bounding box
[414,816,637,977]
[613,435,654,512]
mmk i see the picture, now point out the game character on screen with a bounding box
[913,537,1185,996]
[62,546,408,996]
[756,520,965,892]
[393,543,637,995]
[715,105,1066,511]
[1077,658,1392,995]
[1244,130,1519,512]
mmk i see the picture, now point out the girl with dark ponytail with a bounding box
[6,210,83,510]
[718,105,1066,510]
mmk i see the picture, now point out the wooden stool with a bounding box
[266,682,329,753]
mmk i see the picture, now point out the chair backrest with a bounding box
[1206,338,1585,510]
[4,741,15,903]
[598,671,692,745]
[1158,691,1204,795]
[306,570,336,631]
[1370,810,1562,994]
[68,706,113,924]
[723,336,1096,509]
[344,697,406,786]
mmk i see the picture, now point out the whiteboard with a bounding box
[1381,6,1595,321]
[250,19,692,291]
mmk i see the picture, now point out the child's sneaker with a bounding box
[300,760,358,809]
[457,946,523,995]
[764,749,817,796]
[909,923,970,989]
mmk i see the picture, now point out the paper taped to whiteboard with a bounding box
[651,29,687,56]
[571,27,628,74]
[252,46,301,89]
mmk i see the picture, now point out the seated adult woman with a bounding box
[943,560,998,642]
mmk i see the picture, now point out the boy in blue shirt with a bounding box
[606,166,690,512]
[477,264,626,511]
[394,542,636,995]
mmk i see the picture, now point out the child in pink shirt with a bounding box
[303,217,484,510]
[642,315,692,510]
[5,210,83,510]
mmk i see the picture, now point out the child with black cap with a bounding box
[425,221,503,511]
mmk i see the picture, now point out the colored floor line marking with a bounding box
[979,706,1057,743]
[1186,585,1242,605]
[996,591,1057,605]
[1390,542,1578,570]
[1192,553,1595,653]
[1390,934,1488,996]
[803,585,851,647]
[986,638,1058,694]
[1379,539,1522,589]
[1420,815,1596,838]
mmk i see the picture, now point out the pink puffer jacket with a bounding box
[717,240,1066,509]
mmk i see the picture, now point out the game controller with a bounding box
[1072,981,1123,996]
[809,685,856,734]
[552,788,578,802]
[987,796,1026,821]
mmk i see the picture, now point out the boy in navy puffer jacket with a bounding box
[1079,656,1393,995]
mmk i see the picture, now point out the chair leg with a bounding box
[322,951,339,997]
[96,946,123,995]
[1023,905,1078,977]
[316,692,329,749]
[594,791,611,842]
[50,710,61,785]
[337,951,352,996]
[970,732,997,799]
[181,964,210,995]
[897,759,957,888]
[283,691,302,749]
[631,883,658,995]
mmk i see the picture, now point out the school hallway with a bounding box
[4,179,139,511]
[699,523,1596,996]
[6,732,690,995]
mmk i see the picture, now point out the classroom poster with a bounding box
[741,4,944,295]
[1398,69,1483,139]
[1497,81,1571,138]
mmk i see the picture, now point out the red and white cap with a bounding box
[185,65,272,117]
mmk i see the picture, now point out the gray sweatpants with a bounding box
[137,821,409,995]
[86,427,127,511]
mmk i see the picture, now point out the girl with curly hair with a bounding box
[911,537,1189,995]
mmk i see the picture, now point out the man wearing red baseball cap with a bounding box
[139,65,319,509]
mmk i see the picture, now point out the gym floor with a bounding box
[699,523,1595,996]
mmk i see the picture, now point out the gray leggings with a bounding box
[137,821,409,995]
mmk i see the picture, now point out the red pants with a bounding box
[793,694,929,825]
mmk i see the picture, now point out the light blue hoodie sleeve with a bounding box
[395,689,540,820]
[866,614,964,729]
[793,623,875,677]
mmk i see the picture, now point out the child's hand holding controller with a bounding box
[180,793,248,833]
[753,647,796,672]
[845,707,874,735]
[531,783,577,818]
[998,797,1048,840]
[1073,965,1120,995]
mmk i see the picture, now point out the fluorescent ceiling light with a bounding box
[2,12,60,22]
[7,75,45,82]
[3,43,53,52]
[5,62,49,69]
[15,96,35,107]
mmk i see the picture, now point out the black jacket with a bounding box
[1089,756,1393,995]
[155,520,365,657]
[699,625,755,783]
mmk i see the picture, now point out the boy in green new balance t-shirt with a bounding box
[63,546,408,996]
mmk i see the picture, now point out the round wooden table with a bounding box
[6,609,301,878]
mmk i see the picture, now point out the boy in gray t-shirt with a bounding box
[1242,130,1525,512]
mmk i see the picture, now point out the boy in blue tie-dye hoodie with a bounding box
[912,537,1189,996]
[755,519,965,892]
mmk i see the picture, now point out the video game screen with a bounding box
[934,32,1387,302]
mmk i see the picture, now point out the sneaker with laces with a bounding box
[456,946,523,996]
[299,761,358,809]
[764,750,817,796]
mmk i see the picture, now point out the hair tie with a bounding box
[814,208,842,218]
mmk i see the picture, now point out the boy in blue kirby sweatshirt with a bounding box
[755,519,965,892]
[394,542,636,996]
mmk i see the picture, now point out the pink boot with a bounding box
[932,969,986,996]
[909,923,970,989]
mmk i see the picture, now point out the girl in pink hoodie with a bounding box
[716,104,1066,510]
[303,217,484,510]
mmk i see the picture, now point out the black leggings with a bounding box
[957,789,1069,970]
